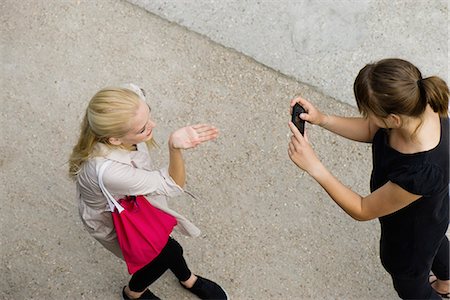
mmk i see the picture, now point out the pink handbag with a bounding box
[97,161,177,274]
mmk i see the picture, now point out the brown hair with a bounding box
[353,58,449,118]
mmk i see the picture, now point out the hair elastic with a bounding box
[417,78,426,103]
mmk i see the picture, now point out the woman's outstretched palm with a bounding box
[170,124,219,149]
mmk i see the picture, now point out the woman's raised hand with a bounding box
[290,96,327,126]
[169,124,219,150]
[288,122,322,175]
[288,96,325,175]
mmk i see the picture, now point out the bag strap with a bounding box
[96,160,124,213]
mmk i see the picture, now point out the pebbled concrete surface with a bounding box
[2,0,399,299]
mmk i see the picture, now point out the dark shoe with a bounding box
[122,286,161,300]
[181,275,228,299]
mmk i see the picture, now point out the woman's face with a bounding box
[116,100,156,147]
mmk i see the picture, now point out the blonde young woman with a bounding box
[69,84,227,300]
[288,59,449,299]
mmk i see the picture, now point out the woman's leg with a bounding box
[431,236,449,280]
[163,237,200,288]
[431,236,450,295]
[391,273,442,299]
[389,236,449,299]
[164,238,193,282]
[126,237,227,299]
[126,237,192,297]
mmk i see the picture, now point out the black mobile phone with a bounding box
[292,103,306,135]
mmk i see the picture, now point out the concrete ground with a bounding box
[128,0,449,107]
[1,0,401,299]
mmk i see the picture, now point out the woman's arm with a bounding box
[310,162,421,220]
[168,145,186,188]
[101,162,184,198]
[291,96,379,143]
[288,122,421,220]
[101,124,218,196]
[168,124,219,188]
[319,115,378,143]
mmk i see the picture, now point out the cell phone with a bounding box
[291,103,306,135]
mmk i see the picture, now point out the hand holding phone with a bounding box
[291,103,306,135]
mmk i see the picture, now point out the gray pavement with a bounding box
[2,1,398,299]
[129,0,449,107]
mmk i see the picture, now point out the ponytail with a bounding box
[354,58,449,118]
[68,112,100,179]
[421,76,449,116]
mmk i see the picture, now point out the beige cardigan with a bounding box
[76,142,201,258]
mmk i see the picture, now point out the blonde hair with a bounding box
[69,86,154,179]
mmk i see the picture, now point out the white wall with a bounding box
[129,0,448,106]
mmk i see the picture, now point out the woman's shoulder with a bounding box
[388,161,446,196]
[78,156,107,182]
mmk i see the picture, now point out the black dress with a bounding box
[370,117,449,280]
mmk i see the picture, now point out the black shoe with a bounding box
[122,286,161,300]
[181,275,228,299]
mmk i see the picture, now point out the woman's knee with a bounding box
[167,238,184,257]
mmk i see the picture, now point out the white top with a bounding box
[76,142,200,258]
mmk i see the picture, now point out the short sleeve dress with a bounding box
[370,117,449,277]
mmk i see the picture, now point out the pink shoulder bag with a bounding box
[97,160,177,274]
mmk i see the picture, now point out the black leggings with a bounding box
[128,237,192,292]
[391,236,449,299]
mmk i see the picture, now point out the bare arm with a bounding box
[291,96,379,143]
[288,122,421,220]
[168,145,186,188]
[310,162,421,220]
[168,124,219,188]
[319,114,378,143]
